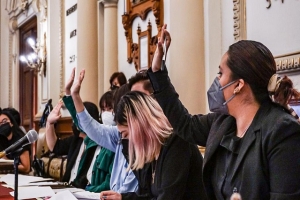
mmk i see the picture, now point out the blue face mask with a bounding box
[207,77,237,114]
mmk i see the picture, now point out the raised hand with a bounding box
[47,102,62,124]
[152,24,172,72]
[65,67,75,95]
[71,69,85,96]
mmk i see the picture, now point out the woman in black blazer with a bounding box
[147,24,300,200]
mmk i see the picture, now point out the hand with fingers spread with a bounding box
[70,69,86,114]
[65,67,75,95]
[71,69,85,96]
[45,101,63,151]
[100,190,122,200]
[152,24,172,72]
[46,101,63,125]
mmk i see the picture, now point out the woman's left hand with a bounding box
[71,69,85,96]
[99,190,122,200]
[65,67,75,95]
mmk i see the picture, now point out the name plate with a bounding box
[70,29,77,38]
[66,4,77,16]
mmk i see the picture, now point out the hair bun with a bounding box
[268,74,282,93]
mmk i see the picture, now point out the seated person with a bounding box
[46,100,114,192]
[0,108,31,174]
[2,107,26,133]
[271,75,300,122]
[109,72,127,90]
[99,91,116,126]
[70,69,206,199]
[53,68,139,193]
[128,69,154,96]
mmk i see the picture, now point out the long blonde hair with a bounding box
[115,91,173,170]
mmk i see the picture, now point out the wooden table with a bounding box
[0,163,14,174]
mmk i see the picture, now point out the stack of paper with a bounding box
[0,174,101,199]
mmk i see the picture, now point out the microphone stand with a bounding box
[10,147,23,200]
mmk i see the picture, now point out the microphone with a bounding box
[0,130,38,158]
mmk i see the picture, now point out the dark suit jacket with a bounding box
[52,135,83,182]
[148,68,300,200]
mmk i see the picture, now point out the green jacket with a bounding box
[62,95,115,192]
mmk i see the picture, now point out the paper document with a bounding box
[27,181,59,186]
[52,187,85,194]
[10,186,55,199]
[73,191,101,199]
[0,174,53,187]
[49,190,77,200]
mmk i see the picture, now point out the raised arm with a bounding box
[71,68,85,113]
[63,67,84,131]
[69,68,120,152]
[152,24,171,72]
[45,102,62,151]
[148,24,211,146]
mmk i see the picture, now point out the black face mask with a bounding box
[110,85,119,90]
[72,124,81,137]
[0,123,12,137]
[121,139,129,162]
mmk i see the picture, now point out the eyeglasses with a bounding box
[0,118,10,126]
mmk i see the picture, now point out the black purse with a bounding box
[32,155,45,177]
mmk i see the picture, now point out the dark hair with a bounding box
[0,108,31,162]
[0,108,25,147]
[114,91,147,126]
[113,83,131,115]
[99,91,114,112]
[109,72,127,89]
[227,40,276,104]
[128,70,154,94]
[274,76,300,106]
[83,102,100,123]
[2,107,21,126]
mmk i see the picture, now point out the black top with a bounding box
[147,67,300,199]
[52,135,83,182]
[121,134,207,200]
[0,130,31,160]
[212,131,244,199]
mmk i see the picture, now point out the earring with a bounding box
[234,88,240,94]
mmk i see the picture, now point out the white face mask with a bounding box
[101,111,116,126]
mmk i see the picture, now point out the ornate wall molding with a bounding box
[8,33,13,106]
[99,0,118,8]
[5,0,48,106]
[59,0,65,99]
[5,0,29,17]
[275,52,300,74]
[122,0,164,69]
[233,0,246,41]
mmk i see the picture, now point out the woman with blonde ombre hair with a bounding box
[99,91,206,200]
[69,68,206,199]
[114,91,173,170]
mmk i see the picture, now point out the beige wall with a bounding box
[0,0,300,117]
[168,0,205,114]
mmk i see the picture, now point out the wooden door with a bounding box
[19,17,38,131]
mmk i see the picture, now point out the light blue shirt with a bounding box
[77,109,138,193]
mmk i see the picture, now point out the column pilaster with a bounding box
[99,0,119,90]
[77,0,98,104]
